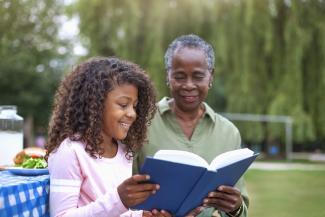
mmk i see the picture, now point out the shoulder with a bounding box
[48,138,87,170]
[215,113,239,133]
[149,97,170,125]
[155,97,170,116]
[204,103,240,137]
[48,138,86,179]
[50,138,86,159]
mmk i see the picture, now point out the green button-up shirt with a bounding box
[134,97,249,217]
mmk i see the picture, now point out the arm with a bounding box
[48,144,129,217]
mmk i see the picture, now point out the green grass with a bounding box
[245,169,325,217]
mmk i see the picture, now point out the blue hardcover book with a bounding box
[133,148,259,216]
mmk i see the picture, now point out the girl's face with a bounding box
[102,83,138,144]
[167,47,212,112]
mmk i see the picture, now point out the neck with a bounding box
[100,135,118,158]
[168,99,205,140]
[169,99,204,121]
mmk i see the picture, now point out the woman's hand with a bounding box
[185,206,204,217]
[203,185,243,213]
[117,174,159,208]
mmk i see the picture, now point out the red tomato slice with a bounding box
[29,154,41,158]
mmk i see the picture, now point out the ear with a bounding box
[166,73,170,87]
[208,69,214,88]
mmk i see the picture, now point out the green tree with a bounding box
[74,0,325,149]
[0,0,69,145]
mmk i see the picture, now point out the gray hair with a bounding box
[164,34,215,72]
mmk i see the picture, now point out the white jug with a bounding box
[0,105,23,166]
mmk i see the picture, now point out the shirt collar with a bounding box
[157,97,216,123]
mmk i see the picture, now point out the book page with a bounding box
[208,148,254,171]
[154,150,209,168]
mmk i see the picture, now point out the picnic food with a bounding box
[13,147,47,169]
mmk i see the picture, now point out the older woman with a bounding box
[135,34,248,217]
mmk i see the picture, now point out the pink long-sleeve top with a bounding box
[48,138,142,217]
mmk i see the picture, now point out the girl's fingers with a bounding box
[128,183,160,193]
[127,190,157,200]
[143,211,153,217]
[128,174,150,183]
[151,209,172,217]
[160,210,172,217]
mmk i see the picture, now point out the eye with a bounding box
[173,74,186,81]
[193,75,204,81]
[193,72,206,81]
[119,103,128,109]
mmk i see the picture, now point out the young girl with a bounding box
[46,57,171,217]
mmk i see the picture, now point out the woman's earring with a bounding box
[166,81,170,87]
[209,82,212,88]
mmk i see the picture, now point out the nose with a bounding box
[126,106,137,120]
[183,78,196,90]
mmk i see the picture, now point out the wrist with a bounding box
[226,202,243,217]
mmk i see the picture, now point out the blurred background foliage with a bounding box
[0,0,324,151]
[0,0,70,144]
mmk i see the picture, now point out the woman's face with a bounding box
[102,83,138,143]
[168,47,213,112]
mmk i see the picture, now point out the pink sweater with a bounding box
[48,138,142,217]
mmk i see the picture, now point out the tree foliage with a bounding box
[74,0,325,146]
[2,0,321,147]
[0,0,68,135]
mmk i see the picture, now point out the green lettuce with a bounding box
[20,157,48,169]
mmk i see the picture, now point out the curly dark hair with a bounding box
[45,57,156,160]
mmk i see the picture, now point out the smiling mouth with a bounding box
[182,96,198,103]
[120,122,131,130]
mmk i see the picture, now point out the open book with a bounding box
[133,148,259,216]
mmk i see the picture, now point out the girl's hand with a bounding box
[203,185,243,213]
[118,174,159,208]
[142,211,153,217]
[151,209,172,217]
